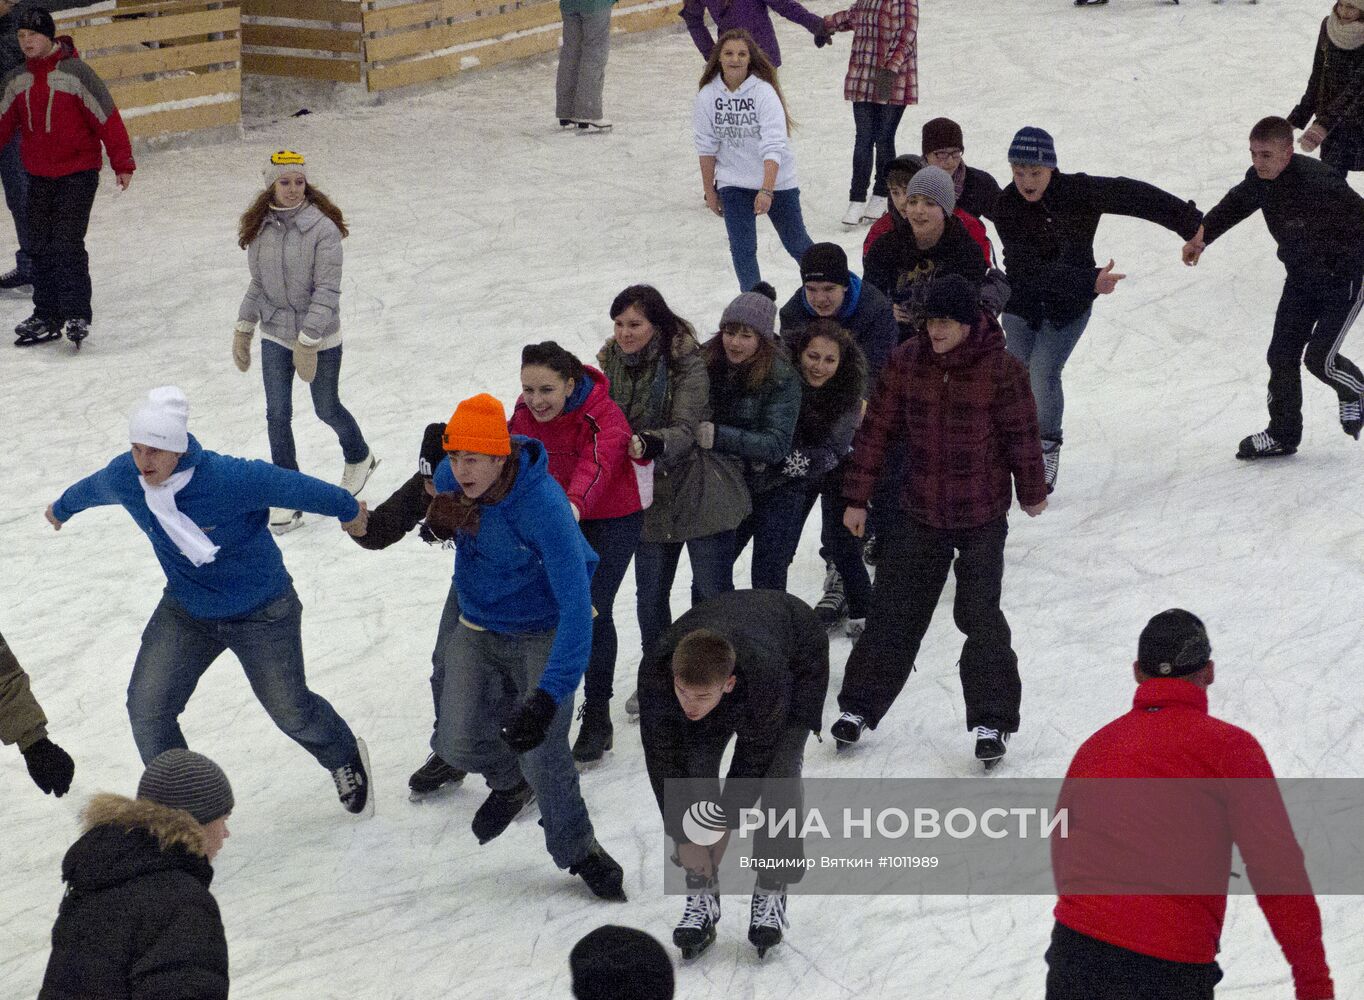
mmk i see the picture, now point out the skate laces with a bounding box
[679,892,720,929]
[331,759,364,800]
[974,726,1001,741]
[751,887,788,930]
[837,712,865,727]
[1342,398,1362,422]
[1249,431,1278,451]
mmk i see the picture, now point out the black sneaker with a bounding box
[1236,430,1297,460]
[0,267,32,289]
[64,318,89,349]
[571,700,614,764]
[569,838,627,900]
[471,780,536,844]
[831,711,868,748]
[408,752,466,799]
[1341,396,1363,440]
[14,313,60,346]
[332,737,373,816]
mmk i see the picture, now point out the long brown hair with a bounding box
[704,324,779,393]
[698,29,794,133]
[237,183,350,249]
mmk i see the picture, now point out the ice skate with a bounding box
[748,882,788,957]
[1041,440,1061,494]
[332,736,374,816]
[340,450,379,496]
[861,195,887,221]
[0,266,31,289]
[408,752,466,801]
[841,200,866,226]
[1341,395,1362,440]
[813,562,847,630]
[975,726,1009,773]
[572,700,613,765]
[471,780,536,844]
[831,711,868,751]
[269,508,304,534]
[576,119,612,134]
[569,838,627,900]
[1235,430,1296,461]
[63,318,89,350]
[13,313,60,346]
[673,874,720,959]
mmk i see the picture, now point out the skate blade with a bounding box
[354,737,376,818]
[408,779,464,804]
[981,756,1004,773]
[677,934,716,961]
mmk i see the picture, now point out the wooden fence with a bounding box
[241,0,682,93]
[62,1,242,139]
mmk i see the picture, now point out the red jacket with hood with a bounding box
[0,37,135,178]
[509,366,648,522]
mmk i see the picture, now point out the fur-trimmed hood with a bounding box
[61,794,213,894]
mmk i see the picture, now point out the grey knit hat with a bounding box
[906,165,956,215]
[136,749,234,824]
[720,291,777,340]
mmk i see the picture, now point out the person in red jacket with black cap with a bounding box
[1,6,134,349]
[1048,609,1334,1000]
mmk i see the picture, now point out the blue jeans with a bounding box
[850,102,906,201]
[433,624,595,868]
[261,339,370,471]
[634,531,735,659]
[718,185,814,292]
[733,481,810,591]
[127,587,359,770]
[1001,309,1092,444]
[0,134,30,275]
[580,511,642,704]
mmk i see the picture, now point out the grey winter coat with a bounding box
[237,202,343,351]
[598,324,750,544]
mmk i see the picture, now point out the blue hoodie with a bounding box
[433,437,598,704]
[51,436,360,620]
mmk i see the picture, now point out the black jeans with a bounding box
[579,511,642,704]
[849,101,907,201]
[733,480,811,591]
[28,169,99,323]
[1266,270,1364,447]
[1045,923,1222,1000]
[0,135,30,274]
[836,514,1021,732]
[805,465,872,619]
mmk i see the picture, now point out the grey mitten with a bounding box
[293,330,321,383]
[232,321,254,373]
[696,421,716,449]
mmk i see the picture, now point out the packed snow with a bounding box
[2,0,1362,997]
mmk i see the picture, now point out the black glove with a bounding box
[22,738,75,797]
[814,30,832,47]
[635,432,665,461]
[872,68,896,102]
[500,689,558,753]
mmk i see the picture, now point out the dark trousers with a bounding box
[836,515,1021,732]
[732,481,811,591]
[849,101,907,201]
[866,438,906,547]
[28,169,98,323]
[1321,127,1364,178]
[1045,923,1222,1000]
[580,511,642,705]
[806,466,872,619]
[0,135,30,275]
[635,531,736,659]
[1266,271,1364,447]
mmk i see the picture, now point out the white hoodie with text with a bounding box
[693,74,797,192]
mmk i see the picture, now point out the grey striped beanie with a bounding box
[136,749,234,824]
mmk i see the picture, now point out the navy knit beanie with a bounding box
[1008,126,1058,169]
[15,6,57,40]
[923,275,979,326]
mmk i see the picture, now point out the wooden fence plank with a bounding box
[365,1,559,62]
[366,24,557,89]
[82,37,239,81]
[612,2,680,34]
[109,67,241,108]
[60,8,239,50]
[124,98,239,138]
[240,0,363,23]
[362,0,484,33]
[243,51,363,81]
[242,24,360,52]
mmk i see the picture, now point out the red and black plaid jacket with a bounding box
[842,313,1047,529]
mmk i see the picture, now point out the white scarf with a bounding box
[1327,12,1364,51]
[139,469,219,567]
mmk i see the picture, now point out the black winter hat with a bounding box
[419,421,445,479]
[1137,609,1212,678]
[16,6,57,40]
[800,243,851,287]
[923,275,979,325]
[571,925,674,1000]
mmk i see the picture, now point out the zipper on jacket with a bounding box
[45,86,54,133]
[23,86,31,131]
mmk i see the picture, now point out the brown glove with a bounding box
[294,330,321,383]
[232,321,254,373]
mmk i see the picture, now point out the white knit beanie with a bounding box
[263,149,308,186]
[129,386,190,453]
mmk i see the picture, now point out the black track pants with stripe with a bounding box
[1265,269,1364,447]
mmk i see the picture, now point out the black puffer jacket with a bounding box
[639,590,829,840]
[1289,19,1364,138]
[39,794,228,1000]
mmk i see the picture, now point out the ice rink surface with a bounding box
[2,0,1362,996]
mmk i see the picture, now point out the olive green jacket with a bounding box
[0,631,48,752]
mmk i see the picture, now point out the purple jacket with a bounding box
[681,0,824,67]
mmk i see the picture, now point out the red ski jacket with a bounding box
[842,313,1046,529]
[864,207,993,266]
[0,37,134,179]
[1054,679,1333,1000]
[509,366,648,522]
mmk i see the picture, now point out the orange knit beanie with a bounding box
[443,393,511,456]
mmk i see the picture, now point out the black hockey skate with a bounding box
[332,737,374,816]
[749,883,789,958]
[1341,396,1363,440]
[569,838,627,900]
[975,727,1010,773]
[472,780,536,844]
[1236,430,1296,461]
[813,562,847,630]
[408,752,466,801]
[63,318,89,350]
[673,874,720,959]
[831,711,868,751]
[13,313,60,346]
